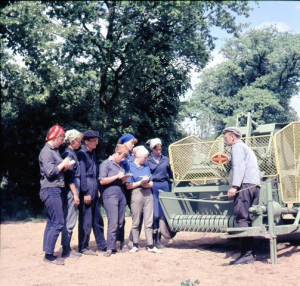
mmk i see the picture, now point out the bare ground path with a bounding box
[1,217,299,286]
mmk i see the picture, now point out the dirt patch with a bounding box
[1,217,299,286]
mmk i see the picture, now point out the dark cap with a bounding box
[83,130,99,140]
[222,127,242,138]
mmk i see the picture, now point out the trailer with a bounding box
[159,114,300,264]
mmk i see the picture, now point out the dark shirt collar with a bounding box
[66,146,76,153]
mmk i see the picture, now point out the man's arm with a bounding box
[231,143,246,187]
[228,143,245,197]
[78,151,91,204]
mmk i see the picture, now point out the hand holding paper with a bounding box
[119,173,132,179]
[68,160,76,167]
[140,175,150,185]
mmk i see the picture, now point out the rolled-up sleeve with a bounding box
[98,160,109,180]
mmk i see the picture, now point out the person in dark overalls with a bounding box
[39,124,71,265]
[223,127,261,265]
[77,130,107,255]
[61,129,83,258]
[99,144,130,257]
[146,138,173,249]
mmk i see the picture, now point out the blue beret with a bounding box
[83,130,99,140]
[118,133,135,144]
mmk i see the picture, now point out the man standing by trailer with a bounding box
[222,127,261,265]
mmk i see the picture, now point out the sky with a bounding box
[186,1,300,117]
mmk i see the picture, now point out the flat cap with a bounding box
[83,130,99,140]
[222,127,242,138]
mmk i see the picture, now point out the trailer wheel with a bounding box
[159,216,177,239]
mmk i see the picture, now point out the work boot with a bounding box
[69,249,82,257]
[119,241,128,252]
[62,245,81,258]
[97,247,107,253]
[81,249,98,256]
[43,254,65,265]
[103,250,113,257]
[229,253,256,265]
[240,237,253,255]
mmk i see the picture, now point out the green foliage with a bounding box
[1,1,251,219]
[184,27,300,138]
[181,279,200,286]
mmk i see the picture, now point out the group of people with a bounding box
[39,125,173,265]
[39,124,261,266]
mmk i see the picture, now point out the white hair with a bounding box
[133,146,149,157]
[64,129,82,144]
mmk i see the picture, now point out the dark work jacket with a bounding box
[146,153,173,182]
[39,143,64,188]
[77,145,98,199]
[62,147,80,186]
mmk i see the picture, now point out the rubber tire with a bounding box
[159,216,177,239]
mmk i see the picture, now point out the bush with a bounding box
[180,279,200,286]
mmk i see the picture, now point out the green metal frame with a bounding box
[160,181,300,264]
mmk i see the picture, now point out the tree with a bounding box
[1,1,252,219]
[184,27,300,138]
[2,1,252,144]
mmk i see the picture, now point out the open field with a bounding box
[1,217,299,286]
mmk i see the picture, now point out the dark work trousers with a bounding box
[40,187,65,255]
[234,183,260,256]
[117,190,143,242]
[103,188,126,250]
[78,195,107,252]
[152,181,170,230]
